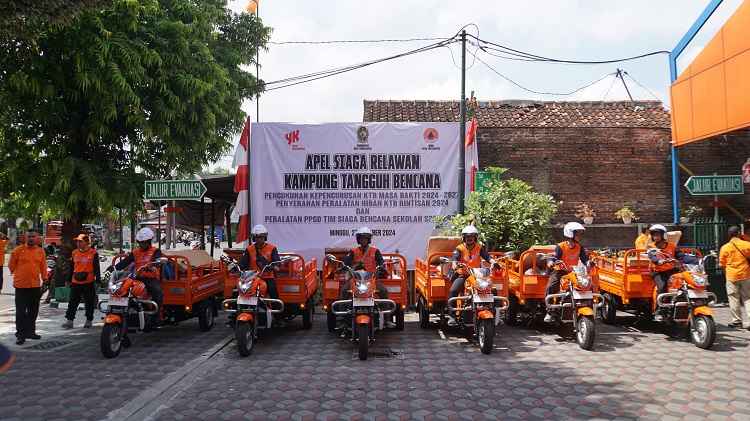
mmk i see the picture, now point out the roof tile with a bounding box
[362,100,670,128]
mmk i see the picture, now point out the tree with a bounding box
[436,167,558,251]
[0,0,112,38]
[0,0,270,250]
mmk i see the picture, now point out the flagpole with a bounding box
[246,116,251,245]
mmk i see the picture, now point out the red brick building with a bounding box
[363,100,750,225]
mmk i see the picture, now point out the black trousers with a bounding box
[142,278,163,312]
[15,287,41,338]
[65,283,96,321]
[0,267,4,291]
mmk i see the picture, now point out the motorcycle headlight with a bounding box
[476,278,491,290]
[355,279,371,294]
[239,279,252,294]
[576,275,591,289]
[692,274,707,287]
[108,280,122,294]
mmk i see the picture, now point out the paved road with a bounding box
[1,302,749,420]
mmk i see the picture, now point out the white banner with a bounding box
[250,122,460,268]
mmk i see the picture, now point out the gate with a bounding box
[692,217,728,303]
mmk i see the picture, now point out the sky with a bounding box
[210,0,742,170]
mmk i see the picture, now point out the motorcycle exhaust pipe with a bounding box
[138,310,145,330]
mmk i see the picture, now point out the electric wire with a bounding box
[601,74,618,101]
[264,38,458,91]
[469,34,670,64]
[622,71,663,102]
[268,37,450,45]
[472,50,616,96]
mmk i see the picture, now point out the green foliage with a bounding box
[0,0,112,39]
[0,0,269,230]
[435,167,557,252]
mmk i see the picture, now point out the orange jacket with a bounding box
[0,239,8,266]
[72,248,98,284]
[456,243,484,268]
[246,242,277,271]
[8,244,46,288]
[557,241,586,268]
[650,242,677,272]
[352,246,379,272]
[719,238,750,282]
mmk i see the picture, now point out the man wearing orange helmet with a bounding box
[62,234,101,329]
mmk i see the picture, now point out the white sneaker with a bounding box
[654,314,664,322]
[543,314,553,323]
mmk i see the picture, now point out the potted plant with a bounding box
[614,206,638,224]
[682,205,702,224]
[575,203,596,225]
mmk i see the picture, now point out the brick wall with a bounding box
[678,128,750,224]
[477,127,674,223]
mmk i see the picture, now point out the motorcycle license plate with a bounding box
[108,296,129,307]
[353,297,374,307]
[238,296,258,306]
[473,293,494,303]
[688,290,708,299]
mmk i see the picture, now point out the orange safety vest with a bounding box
[456,242,483,268]
[247,242,276,271]
[133,246,159,279]
[558,241,582,268]
[352,246,378,272]
[72,248,97,284]
[651,242,677,272]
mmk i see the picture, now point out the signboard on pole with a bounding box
[144,180,207,201]
[684,175,744,196]
[474,171,500,192]
[250,122,461,267]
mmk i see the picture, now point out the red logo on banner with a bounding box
[423,128,439,143]
[285,130,300,145]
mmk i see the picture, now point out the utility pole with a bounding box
[458,29,467,214]
[256,1,260,122]
[616,69,634,102]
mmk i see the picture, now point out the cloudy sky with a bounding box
[212,0,741,168]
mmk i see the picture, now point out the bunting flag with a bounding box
[465,116,479,194]
[232,116,251,245]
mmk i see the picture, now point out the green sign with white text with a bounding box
[684,175,744,196]
[144,180,207,200]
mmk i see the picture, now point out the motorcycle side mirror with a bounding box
[326,254,337,262]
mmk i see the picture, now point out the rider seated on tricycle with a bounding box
[544,222,595,323]
[238,225,281,298]
[646,224,698,321]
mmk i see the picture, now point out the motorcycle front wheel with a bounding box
[477,318,495,354]
[236,321,256,357]
[357,323,369,361]
[100,323,123,358]
[576,316,596,350]
[690,315,716,349]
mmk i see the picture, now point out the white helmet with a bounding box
[355,227,373,237]
[649,224,667,234]
[251,224,268,236]
[135,227,155,242]
[461,225,479,236]
[563,222,586,239]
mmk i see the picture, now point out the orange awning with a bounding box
[671,1,750,146]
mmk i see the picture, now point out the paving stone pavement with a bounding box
[1,306,749,421]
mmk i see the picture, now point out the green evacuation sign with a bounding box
[144,180,207,201]
[684,175,744,196]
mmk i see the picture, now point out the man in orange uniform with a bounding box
[719,226,750,329]
[635,226,651,250]
[0,232,8,292]
[545,222,590,323]
[342,227,388,298]
[8,230,47,345]
[239,224,281,299]
[448,225,495,326]
[114,228,163,320]
[62,234,101,329]
[647,224,697,321]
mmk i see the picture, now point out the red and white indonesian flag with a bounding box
[465,116,479,194]
[231,116,251,245]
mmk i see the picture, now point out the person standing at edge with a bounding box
[8,230,47,345]
[719,226,750,329]
[0,232,8,293]
[62,234,101,329]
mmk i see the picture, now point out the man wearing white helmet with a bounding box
[113,227,164,322]
[447,225,495,325]
[342,227,388,299]
[544,222,590,323]
[646,224,697,321]
[239,224,281,299]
